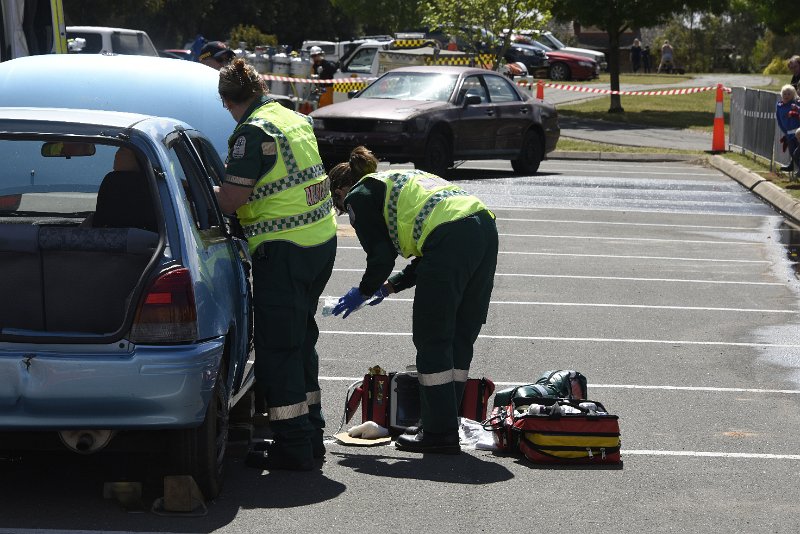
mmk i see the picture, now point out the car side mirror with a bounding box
[464,94,482,107]
[347,90,361,99]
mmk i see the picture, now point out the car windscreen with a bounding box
[359,72,459,102]
[545,33,566,49]
[0,139,118,219]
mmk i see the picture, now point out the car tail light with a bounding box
[129,267,197,343]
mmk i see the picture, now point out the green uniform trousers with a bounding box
[413,210,498,434]
[252,236,336,462]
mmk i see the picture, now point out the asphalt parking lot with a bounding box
[2,157,800,533]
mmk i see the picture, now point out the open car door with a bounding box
[0,0,66,62]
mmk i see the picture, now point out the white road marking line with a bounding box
[495,217,760,231]
[485,205,780,219]
[316,376,800,395]
[318,330,800,348]
[0,531,179,534]
[318,295,795,314]
[498,251,769,263]
[331,269,783,286]
[498,232,760,246]
[531,168,721,176]
[623,450,800,460]
[336,246,769,263]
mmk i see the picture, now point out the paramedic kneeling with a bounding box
[329,146,498,454]
[214,58,337,471]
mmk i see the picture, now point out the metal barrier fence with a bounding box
[729,87,787,170]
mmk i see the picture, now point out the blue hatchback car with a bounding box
[0,56,255,501]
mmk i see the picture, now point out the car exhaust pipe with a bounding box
[58,430,115,454]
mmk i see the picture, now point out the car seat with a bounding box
[92,170,158,232]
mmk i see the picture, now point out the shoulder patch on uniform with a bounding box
[261,141,277,156]
[232,135,247,159]
[347,204,356,226]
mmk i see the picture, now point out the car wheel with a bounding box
[169,366,230,500]
[511,129,543,175]
[417,131,451,176]
[549,62,571,81]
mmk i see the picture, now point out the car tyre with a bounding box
[417,131,451,176]
[511,129,543,175]
[549,62,571,81]
[169,366,230,501]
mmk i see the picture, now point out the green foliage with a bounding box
[329,0,422,34]
[420,0,553,65]
[229,25,277,50]
[763,57,790,76]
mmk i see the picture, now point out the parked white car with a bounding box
[66,26,158,56]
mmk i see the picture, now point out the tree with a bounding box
[551,0,729,113]
[329,0,423,36]
[420,0,553,67]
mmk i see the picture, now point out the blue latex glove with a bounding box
[332,287,368,318]
[367,284,391,306]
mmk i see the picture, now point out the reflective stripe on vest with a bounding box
[244,198,334,238]
[368,169,487,258]
[453,368,469,383]
[234,102,335,251]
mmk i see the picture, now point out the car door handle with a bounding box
[485,110,494,116]
[519,107,529,114]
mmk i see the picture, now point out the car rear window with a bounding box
[111,32,158,56]
[0,139,123,220]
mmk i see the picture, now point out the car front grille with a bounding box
[319,119,378,133]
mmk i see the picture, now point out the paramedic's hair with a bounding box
[219,58,266,104]
[328,146,379,193]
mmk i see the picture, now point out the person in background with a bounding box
[214,58,337,471]
[630,38,642,73]
[328,146,498,455]
[198,40,235,70]
[658,40,674,74]
[776,84,800,173]
[788,56,800,92]
[446,36,459,51]
[309,46,337,108]
[642,45,652,73]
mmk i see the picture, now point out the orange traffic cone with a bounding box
[711,83,726,153]
[536,79,544,100]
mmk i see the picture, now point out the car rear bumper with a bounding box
[0,337,224,429]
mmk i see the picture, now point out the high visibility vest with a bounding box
[234,101,336,252]
[359,169,490,258]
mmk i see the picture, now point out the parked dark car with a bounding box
[503,44,549,77]
[310,65,560,175]
[522,41,600,81]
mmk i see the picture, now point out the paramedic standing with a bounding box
[330,146,498,454]
[214,58,337,471]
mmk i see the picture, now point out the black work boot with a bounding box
[780,163,794,172]
[395,429,460,455]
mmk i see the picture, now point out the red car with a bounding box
[513,39,600,81]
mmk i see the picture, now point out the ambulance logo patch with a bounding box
[232,136,247,159]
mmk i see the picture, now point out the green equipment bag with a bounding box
[492,369,588,409]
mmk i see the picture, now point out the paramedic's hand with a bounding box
[332,287,368,318]
[367,283,392,306]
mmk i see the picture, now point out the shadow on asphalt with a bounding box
[330,450,513,484]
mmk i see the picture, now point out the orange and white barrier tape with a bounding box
[517,80,732,96]
[261,74,377,84]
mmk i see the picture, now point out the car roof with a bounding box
[66,26,148,34]
[0,106,153,128]
[385,65,499,76]
[0,54,235,159]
